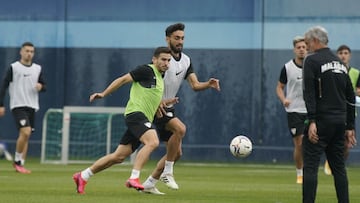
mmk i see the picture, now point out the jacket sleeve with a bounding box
[345,75,355,130]
[303,57,317,121]
[0,67,13,106]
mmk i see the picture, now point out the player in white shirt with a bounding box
[0,42,46,174]
[142,23,220,195]
[276,36,307,184]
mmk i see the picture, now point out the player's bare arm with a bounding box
[208,78,220,91]
[35,83,43,91]
[156,97,179,118]
[0,106,5,117]
[276,81,291,107]
[187,73,220,91]
[89,73,133,102]
[163,97,179,106]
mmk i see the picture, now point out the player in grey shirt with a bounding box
[142,23,220,195]
[276,36,307,184]
[0,42,46,174]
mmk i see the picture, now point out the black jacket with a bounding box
[303,48,355,129]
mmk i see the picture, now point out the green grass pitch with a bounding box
[1,159,359,203]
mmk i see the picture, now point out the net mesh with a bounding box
[41,108,126,164]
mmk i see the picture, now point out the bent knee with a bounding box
[20,127,32,137]
[147,139,160,149]
[174,125,186,138]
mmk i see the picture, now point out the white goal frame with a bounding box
[41,108,63,164]
[41,106,134,164]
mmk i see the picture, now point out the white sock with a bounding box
[14,152,23,165]
[296,168,303,176]
[130,169,140,179]
[143,176,158,188]
[81,168,94,181]
[163,160,174,175]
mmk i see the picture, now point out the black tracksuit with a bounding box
[302,48,355,203]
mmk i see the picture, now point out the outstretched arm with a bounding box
[89,73,133,102]
[187,73,220,91]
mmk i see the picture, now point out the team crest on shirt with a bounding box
[144,122,152,128]
[166,112,174,117]
[291,128,296,135]
[19,119,26,126]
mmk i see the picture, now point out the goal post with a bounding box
[41,108,64,164]
[41,106,136,164]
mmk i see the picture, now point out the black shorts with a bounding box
[11,107,35,131]
[154,107,176,141]
[287,112,307,137]
[120,112,156,152]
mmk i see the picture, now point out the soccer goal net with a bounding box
[41,106,135,164]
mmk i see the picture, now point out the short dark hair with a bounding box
[153,46,171,57]
[337,44,351,53]
[165,23,185,37]
[21,41,34,48]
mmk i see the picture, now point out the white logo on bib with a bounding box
[144,122,152,128]
[291,128,296,135]
[20,119,26,126]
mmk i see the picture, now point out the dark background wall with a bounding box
[1,0,360,163]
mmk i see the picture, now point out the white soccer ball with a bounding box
[229,135,252,158]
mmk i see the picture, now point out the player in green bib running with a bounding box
[72,47,177,194]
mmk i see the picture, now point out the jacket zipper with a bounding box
[318,78,322,98]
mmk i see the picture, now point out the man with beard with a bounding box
[276,36,307,184]
[142,23,220,195]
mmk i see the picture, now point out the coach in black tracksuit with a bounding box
[302,26,357,203]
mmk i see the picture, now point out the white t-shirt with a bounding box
[8,61,42,111]
[279,59,307,113]
[163,52,193,102]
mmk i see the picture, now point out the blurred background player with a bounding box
[0,42,46,174]
[0,141,13,161]
[323,44,360,175]
[72,47,175,194]
[142,23,220,194]
[302,25,356,203]
[276,36,307,184]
